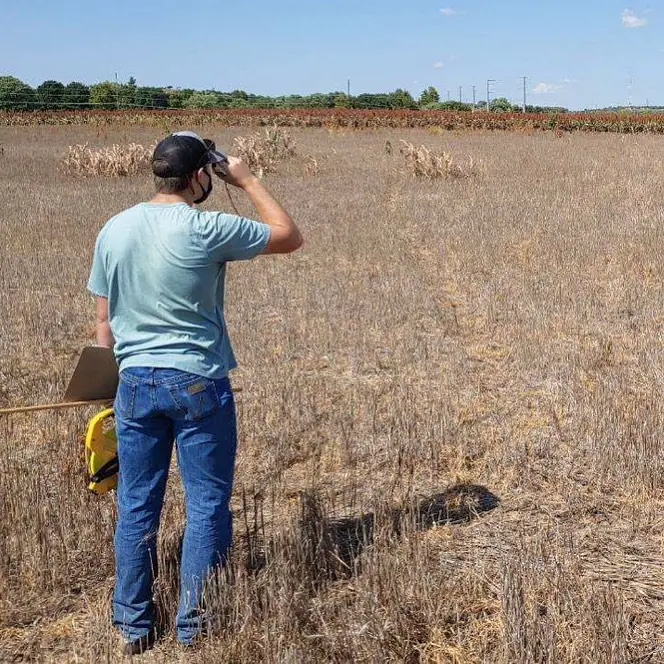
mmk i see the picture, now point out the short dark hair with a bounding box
[153,174,191,194]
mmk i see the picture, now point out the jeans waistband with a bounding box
[119,367,227,388]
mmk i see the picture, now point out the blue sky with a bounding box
[1,1,661,109]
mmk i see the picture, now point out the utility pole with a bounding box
[447,90,451,101]
[486,79,495,112]
[459,86,463,103]
[522,76,527,113]
[347,78,351,99]
[472,85,477,106]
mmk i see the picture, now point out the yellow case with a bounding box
[85,408,117,495]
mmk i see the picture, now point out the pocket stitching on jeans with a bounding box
[166,385,184,413]
[115,382,135,419]
[192,381,218,420]
[125,384,135,418]
[210,380,220,407]
[170,375,213,390]
[167,380,218,421]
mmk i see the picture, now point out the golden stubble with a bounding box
[0,125,663,662]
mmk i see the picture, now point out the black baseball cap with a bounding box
[152,131,227,177]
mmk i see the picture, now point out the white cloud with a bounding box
[622,9,647,28]
[440,8,457,15]
[433,61,445,69]
[533,82,563,94]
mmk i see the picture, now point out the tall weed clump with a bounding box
[400,140,476,178]
[63,142,152,177]
[233,126,296,178]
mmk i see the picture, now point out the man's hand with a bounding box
[219,156,258,190]
[217,154,303,254]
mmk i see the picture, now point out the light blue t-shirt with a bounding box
[87,202,270,378]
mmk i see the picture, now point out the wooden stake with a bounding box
[0,387,242,417]
[0,400,113,416]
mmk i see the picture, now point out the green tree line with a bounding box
[0,75,569,113]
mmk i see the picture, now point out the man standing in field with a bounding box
[87,131,303,655]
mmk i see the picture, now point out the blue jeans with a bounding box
[112,367,237,644]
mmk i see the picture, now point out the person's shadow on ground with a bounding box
[243,483,501,584]
[154,484,499,635]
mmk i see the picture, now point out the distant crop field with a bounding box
[4,108,664,134]
[0,124,663,662]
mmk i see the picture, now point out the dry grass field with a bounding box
[0,124,663,663]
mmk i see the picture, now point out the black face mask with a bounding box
[192,170,212,204]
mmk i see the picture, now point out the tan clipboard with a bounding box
[63,346,119,402]
[0,346,118,416]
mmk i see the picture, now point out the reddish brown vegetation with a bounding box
[3,108,664,133]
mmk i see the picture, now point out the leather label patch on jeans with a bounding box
[187,382,206,395]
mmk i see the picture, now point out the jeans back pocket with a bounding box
[114,380,136,419]
[167,378,219,421]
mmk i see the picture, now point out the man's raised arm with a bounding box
[223,157,303,254]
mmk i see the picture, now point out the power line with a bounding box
[0,100,169,109]
[0,90,166,100]
[0,90,107,98]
